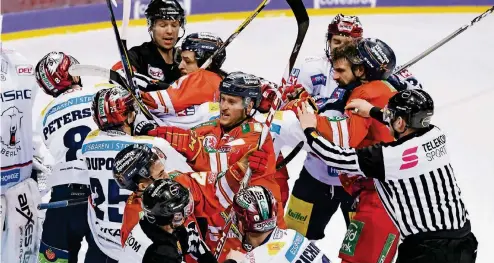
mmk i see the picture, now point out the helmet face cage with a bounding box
[35,51,80,97]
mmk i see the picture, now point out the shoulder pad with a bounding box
[86,129,101,139]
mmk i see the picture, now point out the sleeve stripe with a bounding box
[307,130,362,174]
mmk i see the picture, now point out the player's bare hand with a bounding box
[345,99,373,118]
[297,101,317,130]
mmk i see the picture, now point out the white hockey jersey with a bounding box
[81,129,193,260]
[0,49,38,192]
[38,87,97,187]
[289,55,343,185]
[242,227,331,263]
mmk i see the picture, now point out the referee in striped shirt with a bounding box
[297,89,477,263]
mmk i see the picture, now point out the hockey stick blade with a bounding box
[213,0,309,259]
[38,197,89,210]
[69,64,131,90]
[276,141,304,170]
[396,5,494,73]
[201,0,269,69]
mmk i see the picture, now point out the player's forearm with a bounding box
[369,106,387,125]
[304,127,362,174]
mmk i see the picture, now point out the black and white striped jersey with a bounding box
[304,125,470,239]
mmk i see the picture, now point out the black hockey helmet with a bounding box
[219,71,262,108]
[145,0,186,33]
[141,178,194,228]
[385,89,434,129]
[180,32,226,70]
[354,38,396,81]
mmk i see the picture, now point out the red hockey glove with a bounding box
[282,83,309,102]
[280,96,318,116]
[247,150,269,174]
[228,149,269,181]
[147,126,201,161]
[258,81,279,113]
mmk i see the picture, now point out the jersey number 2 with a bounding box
[90,178,129,223]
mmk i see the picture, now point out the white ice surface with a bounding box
[4,12,494,262]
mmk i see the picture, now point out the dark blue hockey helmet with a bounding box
[179,32,226,70]
[219,71,262,108]
[112,143,167,192]
[355,38,396,81]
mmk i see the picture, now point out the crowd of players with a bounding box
[1,0,478,262]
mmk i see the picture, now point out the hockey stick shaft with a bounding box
[276,141,304,170]
[121,0,132,50]
[38,197,88,210]
[200,0,270,69]
[213,0,309,259]
[395,5,494,73]
[105,0,155,120]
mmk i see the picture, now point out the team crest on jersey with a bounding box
[203,135,218,153]
[0,106,23,157]
[147,65,165,81]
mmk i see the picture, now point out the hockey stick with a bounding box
[38,197,88,210]
[121,0,132,50]
[395,5,494,72]
[276,141,304,170]
[104,0,155,120]
[200,0,270,69]
[213,0,309,259]
[278,5,494,169]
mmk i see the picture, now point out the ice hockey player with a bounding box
[298,89,478,263]
[80,84,191,262]
[117,0,185,83]
[290,38,401,263]
[140,178,223,263]
[282,14,364,240]
[34,51,95,263]
[0,49,42,263]
[226,185,331,263]
[146,71,286,260]
[138,32,226,127]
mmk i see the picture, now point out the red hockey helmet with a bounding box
[91,85,137,130]
[232,185,278,234]
[35,51,81,97]
[327,14,363,40]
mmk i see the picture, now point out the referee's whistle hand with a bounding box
[297,102,317,130]
[345,99,373,118]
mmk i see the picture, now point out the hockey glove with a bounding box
[147,126,201,161]
[258,80,279,114]
[175,222,216,263]
[280,96,318,116]
[282,83,310,102]
[229,149,269,181]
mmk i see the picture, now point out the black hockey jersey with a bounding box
[128,41,181,84]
